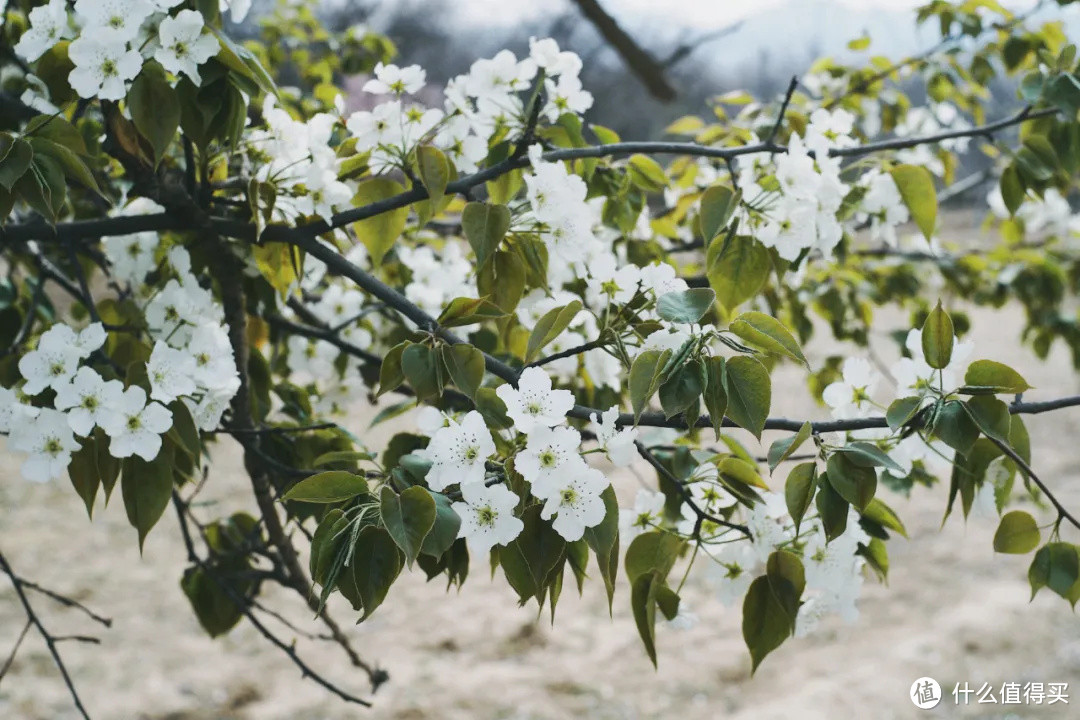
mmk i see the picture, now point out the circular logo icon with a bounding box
[910,677,942,709]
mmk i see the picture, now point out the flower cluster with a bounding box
[423,367,625,550]
[18,0,224,102]
[739,110,853,261]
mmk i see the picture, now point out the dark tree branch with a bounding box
[171,494,375,706]
[0,550,92,720]
[570,0,676,101]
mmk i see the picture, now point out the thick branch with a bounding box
[570,0,676,101]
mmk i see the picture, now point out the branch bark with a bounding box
[570,0,676,101]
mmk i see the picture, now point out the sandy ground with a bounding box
[4,289,1080,719]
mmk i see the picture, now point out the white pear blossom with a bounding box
[415,406,447,437]
[15,0,74,62]
[515,426,587,499]
[187,382,238,432]
[424,411,496,491]
[68,33,144,102]
[639,262,689,296]
[495,367,574,435]
[452,482,524,554]
[822,358,881,419]
[590,407,637,466]
[155,10,219,85]
[186,323,237,392]
[0,386,40,433]
[219,0,252,23]
[539,465,609,541]
[147,340,197,404]
[619,489,666,541]
[74,0,153,41]
[363,62,426,95]
[53,367,124,436]
[18,332,83,396]
[10,409,80,482]
[100,386,173,460]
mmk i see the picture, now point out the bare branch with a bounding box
[569,0,676,101]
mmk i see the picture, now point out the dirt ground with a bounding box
[4,261,1080,719]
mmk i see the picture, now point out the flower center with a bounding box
[174,42,188,58]
[82,395,98,410]
[526,402,542,415]
[476,506,496,526]
[463,446,478,461]
[102,59,118,78]
[539,450,557,468]
[49,362,65,376]
[45,438,62,455]
[127,415,141,431]
[560,488,577,506]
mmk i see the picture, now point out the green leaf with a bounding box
[921,301,953,370]
[629,349,672,421]
[656,288,715,324]
[441,343,485,399]
[312,450,375,469]
[338,526,403,621]
[768,422,812,472]
[630,571,662,666]
[129,60,180,167]
[723,356,771,440]
[502,504,565,605]
[625,531,685,584]
[1044,73,1080,115]
[401,343,441,401]
[68,439,101,518]
[525,300,582,362]
[961,360,1032,395]
[27,137,100,195]
[282,471,368,503]
[210,26,277,95]
[766,550,805,631]
[380,486,437,568]
[352,177,408,266]
[378,341,409,397]
[582,485,620,612]
[826,452,877,511]
[475,387,514,430]
[477,250,526,313]
[626,154,667,192]
[932,400,980,456]
[999,165,1025,215]
[706,236,771,311]
[121,444,176,552]
[886,396,924,431]
[702,356,728,440]
[729,312,808,367]
[181,564,251,638]
[436,296,506,327]
[462,202,511,267]
[784,462,817,532]
[421,492,462,558]
[658,359,705,419]
[861,498,908,538]
[815,477,848,541]
[834,442,904,474]
[890,164,937,240]
[415,144,450,208]
[994,511,1040,554]
[699,184,740,243]
[167,400,201,461]
[742,572,794,674]
[963,396,1012,443]
[1029,542,1079,601]
[0,137,32,190]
